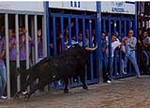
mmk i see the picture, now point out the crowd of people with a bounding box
[101,30,141,83]
[138,29,150,75]
[0,22,149,100]
[0,27,43,99]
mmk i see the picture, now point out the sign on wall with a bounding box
[0,2,44,12]
[101,1,135,14]
[49,1,97,12]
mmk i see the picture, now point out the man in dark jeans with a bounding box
[19,28,34,94]
[8,29,18,97]
[101,32,110,83]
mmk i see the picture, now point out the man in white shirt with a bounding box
[108,34,121,83]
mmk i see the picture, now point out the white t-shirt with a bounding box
[111,41,121,57]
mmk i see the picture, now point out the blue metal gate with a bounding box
[48,9,99,87]
[101,14,136,79]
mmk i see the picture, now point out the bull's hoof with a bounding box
[64,89,69,93]
[13,92,20,99]
[24,93,30,101]
[82,85,88,90]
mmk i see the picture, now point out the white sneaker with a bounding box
[1,96,7,99]
[107,80,112,83]
[116,72,119,75]
[122,71,127,75]
[57,80,62,86]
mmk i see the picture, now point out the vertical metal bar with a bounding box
[60,17,65,52]
[15,14,20,92]
[68,18,72,45]
[31,17,36,64]
[108,19,112,78]
[103,19,106,32]
[25,15,29,69]
[89,19,93,81]
[43,1,49,91]
[142,20,145,28]
[146,20,149,29]
[96,1,102,82]
[43,1,49,57]
[5,14,11,99]
[144,18,146,29]
[130,21,133,29]
[128,20,130,30]
[119,20,123,76]
[134,2,138,75]
[124,20,127,36]
[114,20,117,76]
[114,20,117,33]
[75,18,78,42]
[34,15,38,63]
[139,21,141,28]
[82,18,86,46]
[53,17,57,56]
[15,14,20,72]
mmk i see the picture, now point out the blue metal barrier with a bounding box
[48,9,99,88]
[101,14,136,79]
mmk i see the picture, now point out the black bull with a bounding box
[14,44,97,99]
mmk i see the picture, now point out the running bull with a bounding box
[14,44,97,99]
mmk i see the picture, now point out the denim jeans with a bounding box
[102,52,108,72]
[124,51,140,76]
[0,65,6,96]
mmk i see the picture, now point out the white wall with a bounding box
[0,1,135,14]
[0,2,44,12]
[101,1,135,15]
[49,1,97,12]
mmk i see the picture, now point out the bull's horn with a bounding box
[85,44,98,51]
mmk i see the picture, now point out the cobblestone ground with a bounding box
[0,76,150,108]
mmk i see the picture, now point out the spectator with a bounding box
[124,30,141,77]
[8,29,17,97]
[0,38,7,99]
[109,34,121,82]
[37,29,43,61]
[101,32,109,83]
[19,27,34,94]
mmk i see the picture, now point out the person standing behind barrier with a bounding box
[137,29,144,74]
[8,29,17,97]
[19,28,34,94]
[121,36,131,75]
[109,34,121,83]
[0,38,7,99]
[37,29,43,61]
[142,31,150,74]
[37,29,45,92]
[124,30,141,77]
[101,32,109,83]
[142,31,150,51]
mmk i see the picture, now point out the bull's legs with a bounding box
[79,71,88,90]
[63,78,69,93]
[24,79,49,99]
[14,74,37,99]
